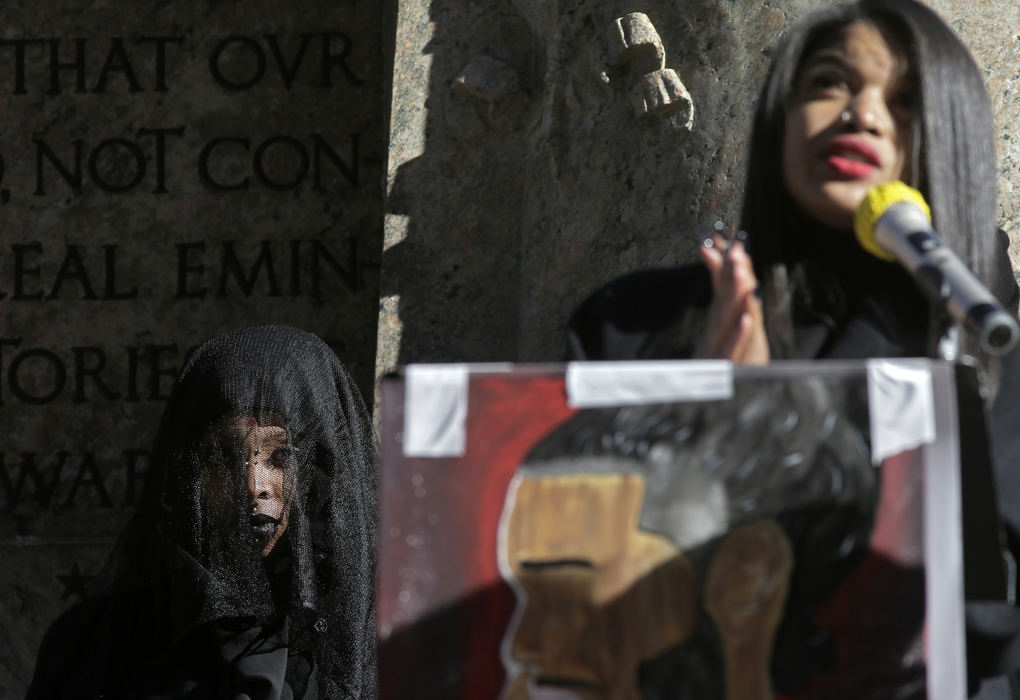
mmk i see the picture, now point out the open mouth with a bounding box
[250,513,281,540]
[535,677,598,690]
[823,138,881,178]
[530,677,600,699]
[825,154,878,178]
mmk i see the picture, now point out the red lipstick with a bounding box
[824,137,881,178]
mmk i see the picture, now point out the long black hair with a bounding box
[742,0,998,358]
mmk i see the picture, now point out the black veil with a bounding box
[28,325,378,700]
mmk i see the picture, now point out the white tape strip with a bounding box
[866,359,936,463]
[924,363,966,700]
[566,361,733,408]
[403,364,469,458]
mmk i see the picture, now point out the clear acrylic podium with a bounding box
[378,360,1006,700]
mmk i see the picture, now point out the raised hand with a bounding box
[695,232,770,364]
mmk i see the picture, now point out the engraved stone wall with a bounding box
[0,1,386,694]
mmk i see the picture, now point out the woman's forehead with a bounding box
[206,414,289,443]
[800,20,911,80]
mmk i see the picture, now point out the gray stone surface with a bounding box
[0,0,386,694]
[377,0,1020,380]
[926,0,1020,268]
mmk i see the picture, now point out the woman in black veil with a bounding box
[27,325,378,700]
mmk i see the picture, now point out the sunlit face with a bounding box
[218,416,293,557]
[499,473,697,700]
[782,21,915,229]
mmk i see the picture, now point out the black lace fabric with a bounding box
[28,326,378,700]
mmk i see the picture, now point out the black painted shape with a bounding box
[56,562,93,600]
[956,362,1010,602]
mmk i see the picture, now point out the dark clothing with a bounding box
[29,592,305,700]
[567,256,1018,364]
[568,228,1018,363]
[565,249,1020,697]
[28,326,378,700]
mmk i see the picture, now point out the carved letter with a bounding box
[35,138,83,195]
[312,133,358,189]
[0,452,67,510]
[63,453,113,508]
[253,136,309,190]
[265,34,312,89]
[138,126,185,193]
[175,242,207,299]
[9,348,67,404]
[88,138,147,193]
[216,241,282,297]
[198,137,250,191]
[103,244,138,299]
[48,38,87,94]
[137,36,184,92]
[72,346,120,402]
[92,37,143,93]
[48,245,99,299]
[209,35,266,90]
[0,39,45,94]
[12,243,43,300]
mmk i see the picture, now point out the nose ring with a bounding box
[840,109,852,123]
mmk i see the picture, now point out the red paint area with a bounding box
[378,374,576,699]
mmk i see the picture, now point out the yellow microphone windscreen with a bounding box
[853,181,931,261]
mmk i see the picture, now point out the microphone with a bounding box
[854,182,1019,356]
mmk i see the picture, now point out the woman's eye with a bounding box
[808,70,845,92]
[269,448,292,469]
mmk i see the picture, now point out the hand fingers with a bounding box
[724,242,757,298]
[736,295,770,365]
[702,241,757,331]
[699,236,725,276]
[722,309,754,360]
[696,234,767,362]
[710,297,769,364]
[702,238,755,291]
[696,284,755,359]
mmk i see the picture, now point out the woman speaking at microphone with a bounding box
[568,0,1017,370]
[567,0,1020,697]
